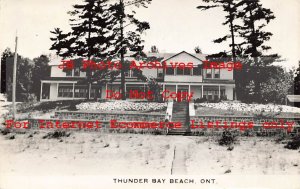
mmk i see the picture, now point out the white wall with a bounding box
[100,86,106,99]
[165,75,202,82]
[141,68,157,78]
[220,69,233,80]
[225,86,234,100]
[49,83,58,100]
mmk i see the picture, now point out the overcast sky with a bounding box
[0,0,299,68]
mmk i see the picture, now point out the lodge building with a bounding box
[40,51,236,101]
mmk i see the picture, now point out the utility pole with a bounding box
[12,35,18,119]
[120,0,126,100]
[0,52,1,93]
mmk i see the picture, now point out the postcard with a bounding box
[0,0,300,189]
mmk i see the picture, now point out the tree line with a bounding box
[1,48,50,102]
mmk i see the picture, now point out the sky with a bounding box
[0,0,299,68]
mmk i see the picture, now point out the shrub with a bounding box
[152,129,163,135]
[220,95,227,101]
[42,131,71,139]
[1,128,10,135]
[218,130,237,146]
[284,136,300,150]
[212,97,221,103]
[194,97,207,103]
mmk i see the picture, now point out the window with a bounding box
[66,70,72,77]
[90,86,101,99]
[74,85,87,98]
[184,68,191,75]
[193,66,201,76]
[176,68,184,75]
[204,90,220,101]
[132,70,139,77]
[58,84,73,97]
[124,70,137,78]
[166,67,174,75]
[74,67,80,77]
[214,69,220,79]
[166,67,193,76]
[126,85,145,98]
[206,69,212,78]
[158,72,164,78]
[157,70,164,78]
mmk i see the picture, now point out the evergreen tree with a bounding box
[5,55,33,102]
[197,0,240,60]
[32,55,51,100]
[260,66,294,104]
[294,61,300,95]
[50,0,115,99]
[198,0,280,102]
[197,0,241,101]
[109,0,151,100]
[194,46,202,54]
[150,45,159,53]
[236,0,279,102]
[1,48,13,93]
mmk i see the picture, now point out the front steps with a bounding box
[167,102,190,135]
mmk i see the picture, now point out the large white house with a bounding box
[40,51,236,101]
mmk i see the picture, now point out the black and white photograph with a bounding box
[0,0,300,188]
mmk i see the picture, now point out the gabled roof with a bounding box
[162,51,206,62]
[48,51,208,66]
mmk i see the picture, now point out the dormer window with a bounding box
[166,67,174,75]
[66,69,72,76]
[74,67,80,76]
[206,69,212,78]
[193,66,202,76]
[176,68,184,75]
[184,68,191,75]
[214,69,220,79]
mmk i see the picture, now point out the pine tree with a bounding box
[294,61,300,95]
[236,0,279,102]
[1,48,13,93]
[5,55,33,101]
[197,0,241,101]
[109,0,151,100]
[194,46,202,54]
[197,0,240,60]
[32,55,51,100]
[150,45,159,53]
[50,0,115,99]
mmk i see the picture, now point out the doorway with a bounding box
[177,88,189,102]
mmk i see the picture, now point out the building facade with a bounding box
[40,51,236,101]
